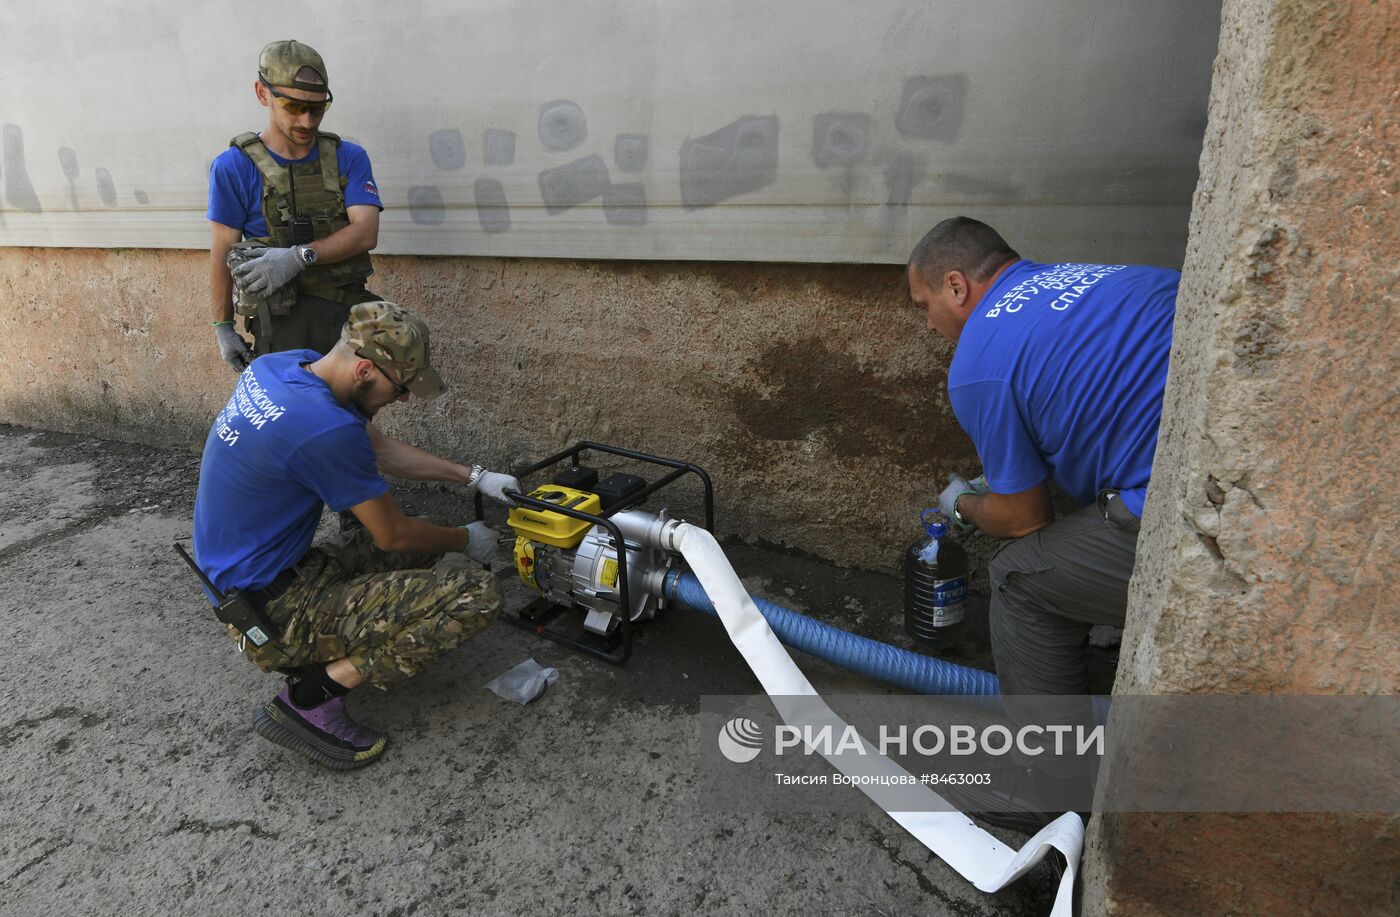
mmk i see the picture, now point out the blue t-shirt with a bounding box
[206,137,382,237]
[192,351,388,596]
[948,260,1178,517]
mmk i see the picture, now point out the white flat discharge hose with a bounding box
[667,523,1082,915]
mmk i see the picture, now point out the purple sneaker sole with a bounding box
[253,697,388,770]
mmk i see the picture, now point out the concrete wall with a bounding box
[1084,0,1400,912]
[0,0,1218,264]
[0,247,983,571]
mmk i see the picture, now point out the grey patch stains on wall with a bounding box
[407,185,445,225]
[473,178,511,233]
[603,183,647,225]
[811,113,872,166]
[429,129,466,171]
[537,154,609,215]
[614,134,649,172]
[134,190,149,205]
[884,154,925,206]
[95,168,117,207]
[483,129,515,166]
[57,147,79,181]
[4,125,42,212]
[538,101,587,152]
[679,115,779,210]
[895,75,967,141]
[58,147,80,209]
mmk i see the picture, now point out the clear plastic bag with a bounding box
[484,657,559,704]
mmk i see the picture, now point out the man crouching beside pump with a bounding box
[191,301,522,769]
[906,217,1178,829]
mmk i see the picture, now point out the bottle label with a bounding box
[931,576,967,626]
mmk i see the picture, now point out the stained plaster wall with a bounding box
[1083,0,1399,912]
[0,248,981,571]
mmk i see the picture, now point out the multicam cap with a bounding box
[340,301,446,399]
[258,40,330,93]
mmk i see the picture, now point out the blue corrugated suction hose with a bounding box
[664,569,1000,696]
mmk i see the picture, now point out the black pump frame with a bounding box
[499,441,714,665]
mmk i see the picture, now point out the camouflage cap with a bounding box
[340,301,446,399]
[258,40,330,94]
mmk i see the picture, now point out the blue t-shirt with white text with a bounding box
[948,260,1178,517]
[192,351,388,596]
[206,137,382,238]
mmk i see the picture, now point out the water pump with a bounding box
[496,441,1010,709]
[501,442,714,664]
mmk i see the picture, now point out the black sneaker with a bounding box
[253,682,388,770]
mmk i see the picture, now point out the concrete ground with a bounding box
[0,422,1065,916]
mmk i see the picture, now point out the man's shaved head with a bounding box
[908,217,1019,288]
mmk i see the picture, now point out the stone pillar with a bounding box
[1083,0,1400,912]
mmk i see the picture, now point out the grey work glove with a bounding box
[214,323,253,373]
[230,245,305,295]
[475,470,523,505]
[463,521,499,566]
[938,473,981,530]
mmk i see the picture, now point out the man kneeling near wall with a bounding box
[192,301,521,769]
[906,217,1179,829]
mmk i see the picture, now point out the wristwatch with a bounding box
[294,244,318,266]
[467,464,485,487]
[952,492,973,528]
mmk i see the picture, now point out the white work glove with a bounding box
[463,521,499,566]
[230,245,306,295]
[938,473,982,530]
[214,323,253,373]
[475,470,523,505]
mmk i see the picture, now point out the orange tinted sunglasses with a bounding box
[261,79,332,117]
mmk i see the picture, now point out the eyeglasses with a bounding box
[260,79,332,117]
[358,353,410,397]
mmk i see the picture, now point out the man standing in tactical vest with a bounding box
[208,40,383,371]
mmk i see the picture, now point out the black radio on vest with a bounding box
[289,216,314,245]
[287,171,314,244]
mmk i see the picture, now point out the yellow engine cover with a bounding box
[513,536,538,588]
[506,485,603,549]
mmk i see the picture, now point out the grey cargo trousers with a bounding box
[988,491,1141,697]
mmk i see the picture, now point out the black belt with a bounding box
[249,566,300,608]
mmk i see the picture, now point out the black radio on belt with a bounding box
[174,542,277,647]
[289,215,314,245]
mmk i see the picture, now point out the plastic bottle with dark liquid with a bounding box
[903,509,968,652]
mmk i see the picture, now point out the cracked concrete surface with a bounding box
[0,423,1057,916]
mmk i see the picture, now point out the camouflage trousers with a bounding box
[228,528,500,689]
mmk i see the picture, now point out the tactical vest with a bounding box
[230,131,374,301]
